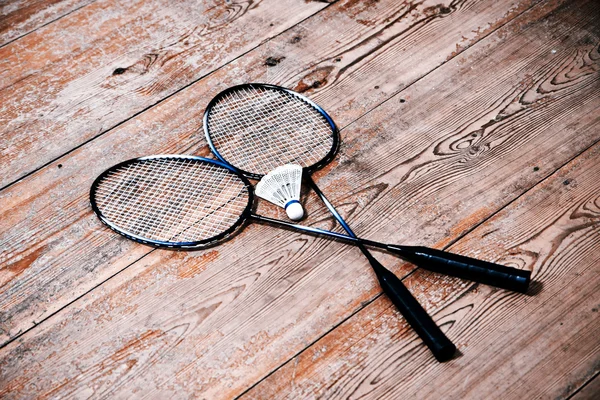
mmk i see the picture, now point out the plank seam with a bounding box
[566,369,600,399]
[0,247,158,350]
[436,135,600,255]
[0,0,99,50]
[233,290,386,399]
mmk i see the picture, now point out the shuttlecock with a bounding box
[256,164,304,221]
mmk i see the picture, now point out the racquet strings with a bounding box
[206,85,334,175]
[93,158,249,243]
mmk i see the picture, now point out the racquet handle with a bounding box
[386,245,531,293]
[366,253,456,362]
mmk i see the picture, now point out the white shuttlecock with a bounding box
[256,164,304,221]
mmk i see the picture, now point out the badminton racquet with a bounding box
[203,84,459,361]
[92,155,459,360]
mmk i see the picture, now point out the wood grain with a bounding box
[0,0,550,346]
[1,0,598,398]
[0,0,95,47]
[243,143,600,399]
[0,0,329,188]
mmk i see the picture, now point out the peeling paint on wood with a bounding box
[0,0,599,398]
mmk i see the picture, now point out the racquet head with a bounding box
[90,155,253,248]
[203,83,339,178]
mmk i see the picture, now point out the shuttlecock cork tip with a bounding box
[285,201,304,221]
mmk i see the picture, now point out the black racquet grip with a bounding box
[387,245,531,293]
[368,255,456,362]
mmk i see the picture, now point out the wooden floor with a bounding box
[1,0,599,398]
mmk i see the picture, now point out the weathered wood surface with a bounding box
[0,0,329,189]
[1,0,598,398]
[0,0,548,345]
[244,143,600,400]
[0,0,95,47]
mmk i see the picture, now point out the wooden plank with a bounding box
[243,143,600,400]
[0,0,548,346]
[1,0,598,398]
[0,0,329,188]
[570,374,600,400]
[0,0,96,47]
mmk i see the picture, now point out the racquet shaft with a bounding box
[250,213,531,293]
